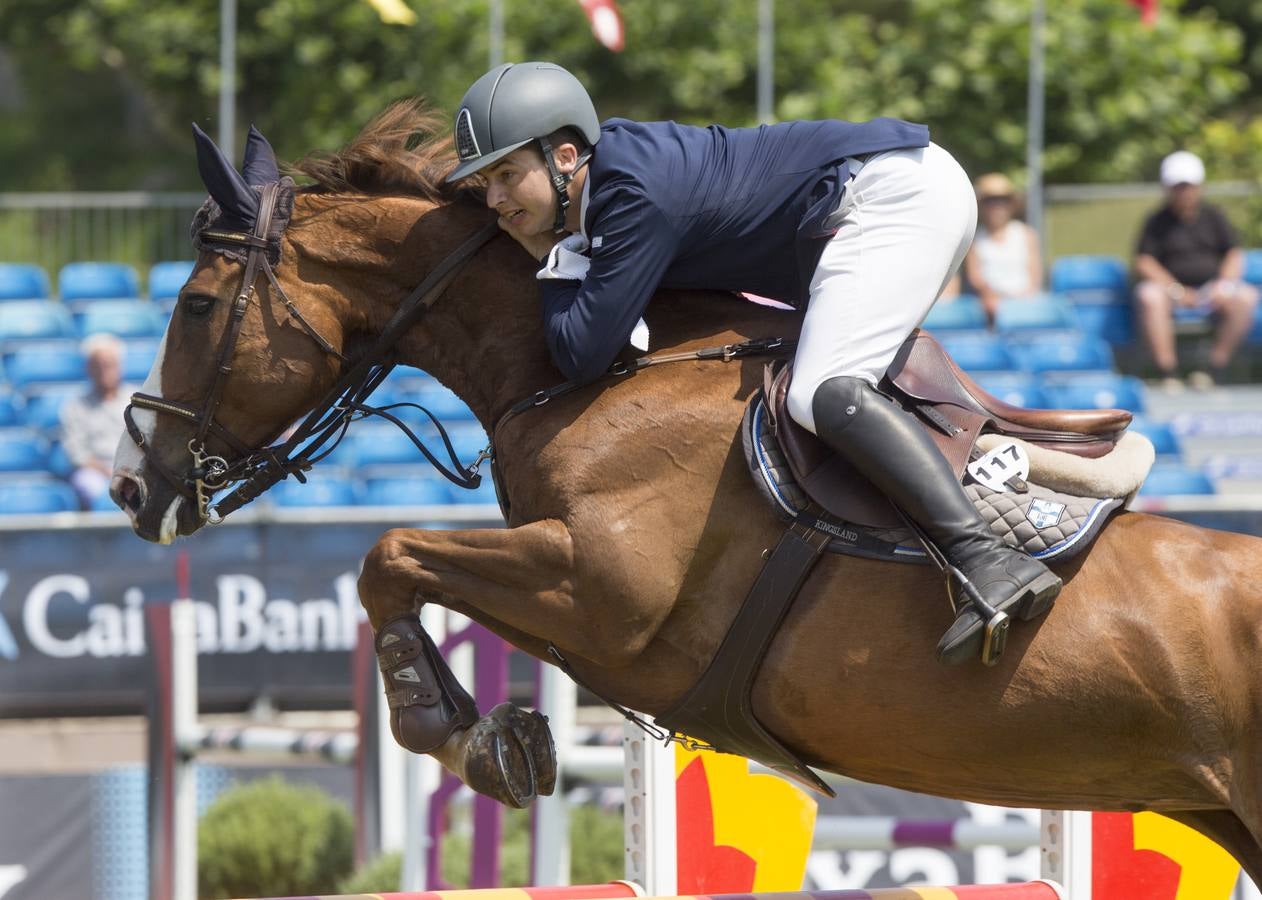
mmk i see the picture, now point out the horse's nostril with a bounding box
[112,475,144,515]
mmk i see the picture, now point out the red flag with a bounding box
[1129,0,1157,25]
[577,0,625,52]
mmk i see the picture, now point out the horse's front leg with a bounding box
[358,520,579,808]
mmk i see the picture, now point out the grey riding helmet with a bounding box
[446,61,600,230]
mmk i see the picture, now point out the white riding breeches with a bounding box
[785,141,978,434]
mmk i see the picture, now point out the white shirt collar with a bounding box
[579,172,591,242]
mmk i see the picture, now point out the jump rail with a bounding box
[231,881,1067,900]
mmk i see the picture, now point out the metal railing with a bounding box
[0,191,204,282]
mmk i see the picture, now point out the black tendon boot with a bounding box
[811,376,1062,665]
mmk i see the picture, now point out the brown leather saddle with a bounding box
[655,329,1133,795]
[765,330,1132,530]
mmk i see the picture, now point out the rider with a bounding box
[445,61,1062,665]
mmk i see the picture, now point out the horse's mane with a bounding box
[288,99,482,203]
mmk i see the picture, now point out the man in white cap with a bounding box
[1133,150,1257,389]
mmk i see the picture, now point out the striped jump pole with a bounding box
[812,816,1041,852]
[230,882,1066,900]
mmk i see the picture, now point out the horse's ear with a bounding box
[241,124,280,186]
[191,122,258,224]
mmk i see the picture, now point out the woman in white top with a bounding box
[964,173,1042,324]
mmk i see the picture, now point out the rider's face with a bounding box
[483,147,557,237]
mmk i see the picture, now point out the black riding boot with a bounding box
[811,376,1062,665]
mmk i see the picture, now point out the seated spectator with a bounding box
[60,334,129,509]
[1133,150,1257,390]
[964,173,1042,324]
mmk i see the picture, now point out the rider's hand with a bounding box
[497,215,565,263]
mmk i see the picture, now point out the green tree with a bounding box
[0,0,1253,189]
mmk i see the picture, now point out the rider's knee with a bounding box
[792,374,871,435]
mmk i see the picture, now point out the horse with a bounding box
[111,101,1262,884]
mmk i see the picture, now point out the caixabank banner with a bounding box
[0,517,420,716]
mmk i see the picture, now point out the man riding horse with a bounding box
[442,61,1061,666]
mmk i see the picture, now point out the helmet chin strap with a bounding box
[538,136,591,234]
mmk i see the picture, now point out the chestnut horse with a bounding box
[112,103,1262,881]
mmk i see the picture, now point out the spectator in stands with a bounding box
[964,172,1042,325]
[1134,150,1257,390]
[60,334,129,509]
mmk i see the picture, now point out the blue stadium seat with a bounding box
[0,428,49,473]
[76,301,166,340]
[1039,372,1146,413]
[1005,332,1114,373]
[1127,416,1180,457]
[935,332,1013,372]
[122,339,160,383]
[1128,415,1178,453]
[21,385,83,432]
[5,345,86,389]
[0,264,51,301]
[994,295,1078,333]
[352,427,426,467]
[1049,255,1129,304]
[58,262,140,303]
[0,478,79,514]
[361,475,450,506]
[1137,464,1215,497]
[269,474,359,507]
[46,441,73,478]
[923,295,987,331]
[1069,302,1135,344]
[443,423,490,462]
[415,385,477,420]
[0,302,75,343]
[0,393,20,427]
[148,261,195,302]
[969,371,1047,409]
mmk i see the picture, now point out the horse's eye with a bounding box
[182,293,216,317]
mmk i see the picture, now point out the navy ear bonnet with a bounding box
[190,123,294,265]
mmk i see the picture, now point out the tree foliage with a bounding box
[0,0,1256,190]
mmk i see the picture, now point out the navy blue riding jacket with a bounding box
[538,116,931,382]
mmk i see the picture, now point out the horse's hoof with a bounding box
[463,702,557,808]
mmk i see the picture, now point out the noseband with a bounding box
[124,181,499,525]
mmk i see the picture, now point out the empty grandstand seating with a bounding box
[21,386,81,431]
[269,474,361,508]
[0,429,49,474]
[1127,416,1181,457]
[933,332,1013,371]
[994,294,1078,332]
[1137,463,1215,496]
[1004,332,1115,373]
[0,263,51,301]
[362,474,452,506]
[971,371,1048,409]
[922,295,987,330]
[76,301,166,340]
[148,260,194,303]
[58,262,140,304]
[1048,254,1128,304]
[122,339,160,383]
[0,302,75,343]
[1040,372,1146,413]
[4,344,85,389]
[0,394,19,427]
[0,478,79,514]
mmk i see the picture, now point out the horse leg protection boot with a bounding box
[376,613,479,753]
[811,376,1062,666]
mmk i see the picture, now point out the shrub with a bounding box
[197,775,354,900]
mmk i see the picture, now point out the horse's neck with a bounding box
[344,197,802,430]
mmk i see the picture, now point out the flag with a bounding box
[364,0,416,26]
[577,0,625,52]
[1129,0,1157,25]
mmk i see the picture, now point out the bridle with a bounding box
[124,180,499,525]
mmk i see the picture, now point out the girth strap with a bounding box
[653,518,836,796]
